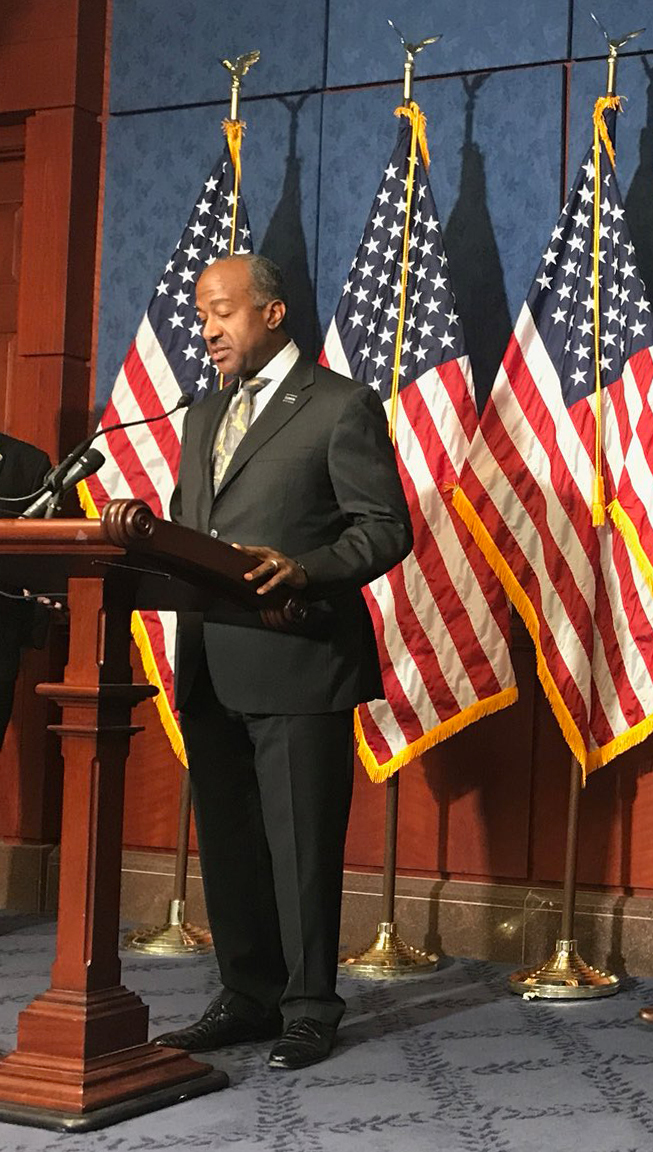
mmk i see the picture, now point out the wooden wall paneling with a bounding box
[345,621,537,882]
[0,39,78,117]
[0,123,24,447]
[74,0,109,116]
[64,109,103,361]
[0,646,63,843]
[576,740,653,892]
[11,108,101,456]
[344,757,389,870]
[526,673,576,888]
[0,1,79,114]
[0,2,108,849]
[122,687,187,852]
[18,109,82,355]
[5,356,89,473]
[530,664,653,893]
[401,629,535,880]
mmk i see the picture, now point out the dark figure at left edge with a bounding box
[0,431,51,749]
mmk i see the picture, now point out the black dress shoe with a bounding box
[153,996,282,1052]
[268,1018,337,1070]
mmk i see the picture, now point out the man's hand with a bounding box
[232,544,308,596]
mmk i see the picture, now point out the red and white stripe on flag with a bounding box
[454,306,653,774]
[609,346,653,593]
[322,322,517,782]
[81,314,187,759]
[80,136,252,760]
[320,106,516,781]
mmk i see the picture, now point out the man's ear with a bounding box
[266,299,286,331]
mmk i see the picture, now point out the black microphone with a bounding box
[46,392,193,489]
[20,448,106,519]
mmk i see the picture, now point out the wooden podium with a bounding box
[0,499,298,1131]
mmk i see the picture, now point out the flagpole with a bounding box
[343,24,440,976]
[123,50,260,957]
[509,754,619,997]
[508,23,642,999]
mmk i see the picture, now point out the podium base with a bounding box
[0,1068,228,1132]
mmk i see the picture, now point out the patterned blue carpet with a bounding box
[0,914,652,1150]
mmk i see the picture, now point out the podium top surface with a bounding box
[0,499,297,614]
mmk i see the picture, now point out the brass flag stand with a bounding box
[342,22,440,977]
[509,15,643,999]
[509,756,619,998]
[123,49,260,957]
[123,769,212,954]
[342,775,439,975]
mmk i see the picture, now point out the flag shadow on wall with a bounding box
[260,95,321,358]
[625,56,653,305]
[444,74,512,414]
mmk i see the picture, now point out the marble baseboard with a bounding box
[44,847,209,928]
[38,849,653,977]
[339,873,653,978]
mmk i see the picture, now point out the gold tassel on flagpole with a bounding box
[590,95,620,527]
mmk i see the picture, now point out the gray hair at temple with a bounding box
[242,254,289,311]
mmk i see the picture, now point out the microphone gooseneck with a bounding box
[46,392,193,490]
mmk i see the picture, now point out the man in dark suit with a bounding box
[154,254,412,1069]
[0,432,51,749]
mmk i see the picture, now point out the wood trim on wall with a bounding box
[0,0,108,845]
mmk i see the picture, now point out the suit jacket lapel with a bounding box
[213,357,315,498]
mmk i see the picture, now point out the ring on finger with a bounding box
[270,559,279,572]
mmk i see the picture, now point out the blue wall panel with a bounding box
[327,0,570,87]
[110,0,327,112]
[572,1,653,59]
[97,0,653,416]
[318,65,562,405]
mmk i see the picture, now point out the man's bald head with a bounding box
[195,255,289,380]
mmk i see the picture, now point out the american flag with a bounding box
[80,132,252,758]
[321,106,517,781]
[453,99,653,774]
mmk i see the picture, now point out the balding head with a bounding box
[195,255,288,379]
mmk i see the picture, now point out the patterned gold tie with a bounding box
[212,377,268,493]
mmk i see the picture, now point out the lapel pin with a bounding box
[282,393,297,404]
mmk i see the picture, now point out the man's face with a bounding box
[195,258,285,379]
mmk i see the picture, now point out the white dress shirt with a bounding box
[229,338,301,426]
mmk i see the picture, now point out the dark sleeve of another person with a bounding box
[0,439,52,655]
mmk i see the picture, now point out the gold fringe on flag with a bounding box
[609,497,653,596]
[76,478,188,766]
[590,95,620,527]
[352,100,519,781]
[355,685,518,782]
[452,484,653,777]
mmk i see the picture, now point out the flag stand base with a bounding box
[122,900,212,956]
[509,938,620,999]
[340,921,438,976]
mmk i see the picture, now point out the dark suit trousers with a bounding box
[180,659,354,1028]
